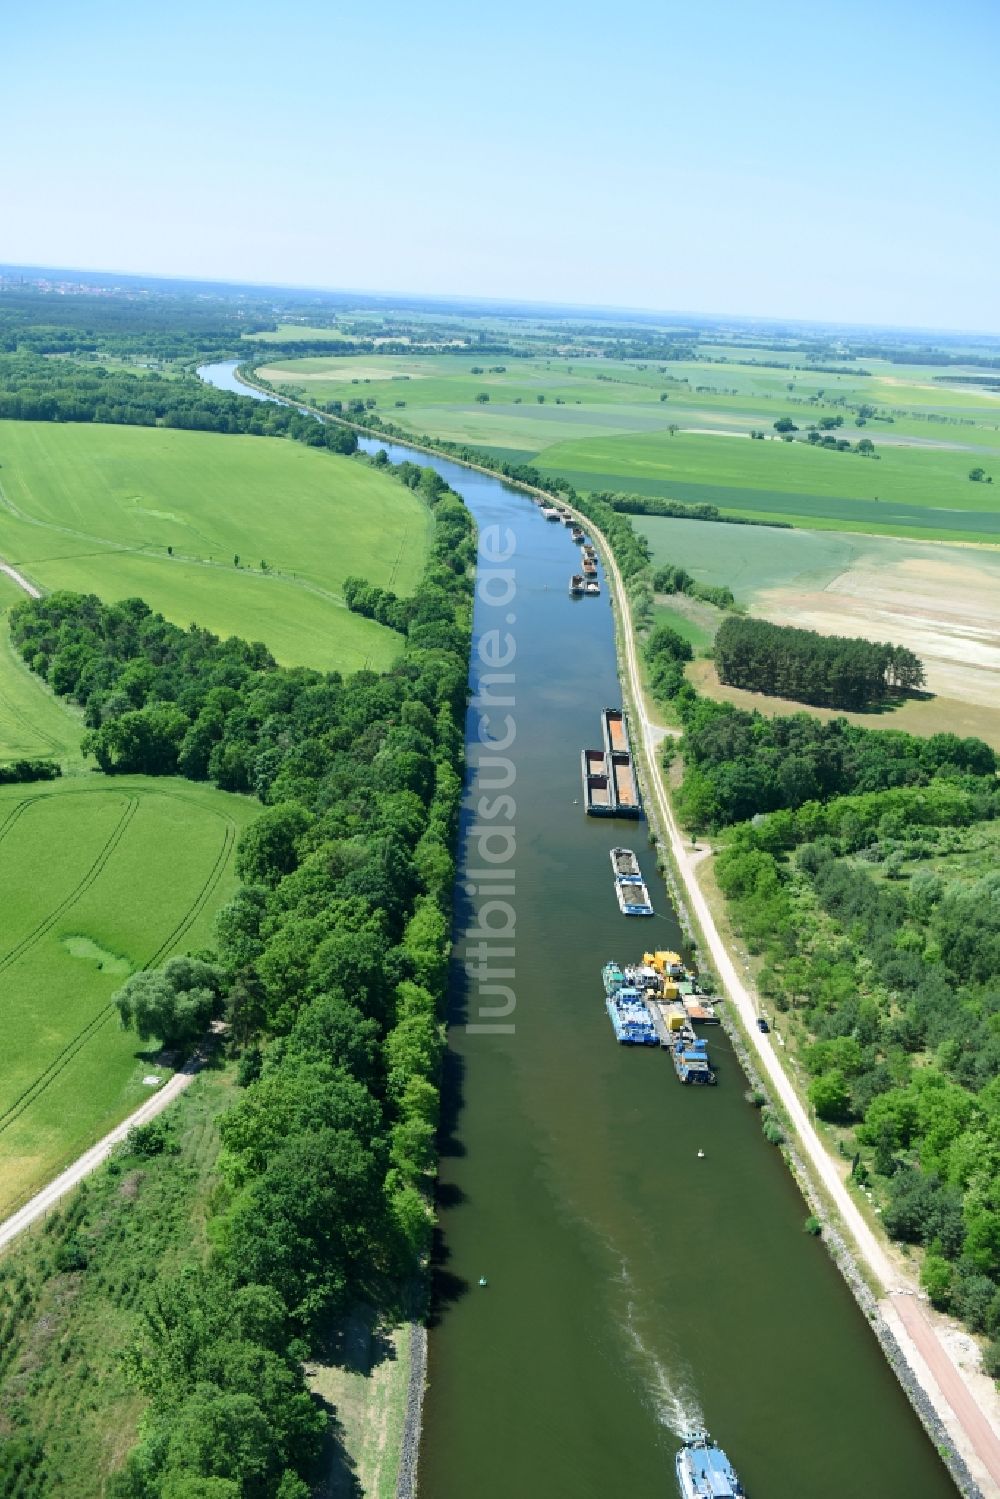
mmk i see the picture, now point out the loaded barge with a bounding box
[610,847,654,916]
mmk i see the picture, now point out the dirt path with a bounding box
[579,501,1000,1496]
[0,1066,196,1252]
[0,560,41,599]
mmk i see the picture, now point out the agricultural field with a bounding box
[639,516,1000,746]
[248,322,354,343]
[0,421,433,673]
[257,348,1000,541]
[0,615,83,764]
[0,581,84,764]
[0,775,256,1217]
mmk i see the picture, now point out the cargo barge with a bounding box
[581,749,614,814]
[675,1434,744,1497]
[610,848,654,916]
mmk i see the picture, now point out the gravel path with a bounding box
[0,1066,197,1251]
[0,561,41,599]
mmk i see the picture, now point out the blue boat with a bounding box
[675,1433,744,1498]
[606,986,659,1045]
[671,1033,717,1085]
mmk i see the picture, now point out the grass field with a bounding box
[0,421,433,673]
[0,775,256,1217]
[249,323,354,343]
[256,348,1000,542]
[0,602,85,764]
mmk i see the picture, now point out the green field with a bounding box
[0,775,256,1215]
[0,579,85,762]
[257,349,1000,541]
[0,422,433,672]
[248,322,354,343]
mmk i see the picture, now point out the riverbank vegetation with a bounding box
[0,453,473,1496]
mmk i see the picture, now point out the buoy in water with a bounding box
[479,1275,488,1288]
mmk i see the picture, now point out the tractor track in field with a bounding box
[0,792,238,1143]
[0,795,139,978]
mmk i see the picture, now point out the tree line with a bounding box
[0,354,357,453]
[600,488,792,529]
[714,615,925,710]
[7,457,475,1498]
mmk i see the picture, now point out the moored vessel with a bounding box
[582,749,614,814]
[569,573,585,596]
[605,986,659,1045]
[675,1433,744,1497]
[670,1033,716,1085]
[610,848,654,916]
[615,878,654,916]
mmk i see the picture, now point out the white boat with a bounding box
[675,1434,744,1498]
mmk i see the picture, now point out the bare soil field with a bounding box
[757,548,1000,713]
[688,658,1000,747]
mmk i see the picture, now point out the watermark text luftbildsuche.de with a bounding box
[465,524,516,1035]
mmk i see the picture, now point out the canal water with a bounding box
[200,363,954,1498]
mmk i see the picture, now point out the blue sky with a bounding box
[6,0,999,330]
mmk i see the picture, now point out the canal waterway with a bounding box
[200,362,954,1498]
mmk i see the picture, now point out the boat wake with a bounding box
[616,1258,705,1438]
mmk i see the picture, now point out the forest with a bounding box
[0,354,357,453]
[715,792,1000,1369]
[714,615,926,710]
[2,457,475,1499]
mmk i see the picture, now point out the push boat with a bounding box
[675,1433,744,1498]
[671,1033,716,1084]
[602,961,659,1044]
